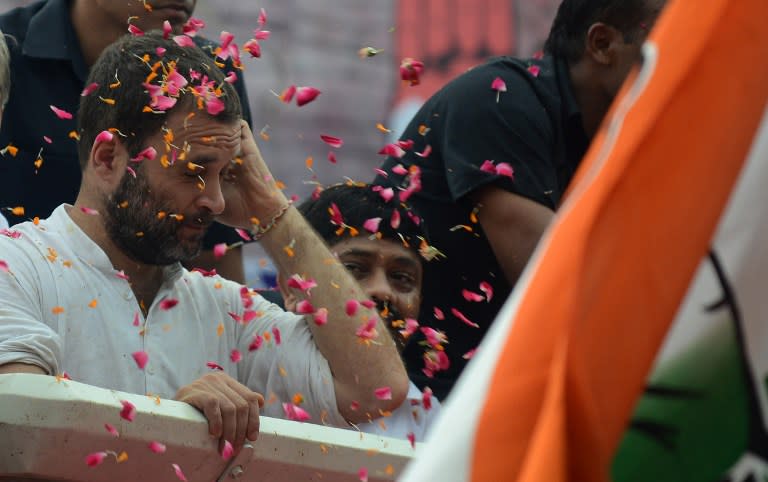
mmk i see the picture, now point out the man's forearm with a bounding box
[0,362,48,375]
[257,207,408,421]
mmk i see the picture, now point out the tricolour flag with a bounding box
[400,0,768,480]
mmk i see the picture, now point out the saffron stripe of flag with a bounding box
[400,0,768,480]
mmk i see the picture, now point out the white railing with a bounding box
[0,374,413,481]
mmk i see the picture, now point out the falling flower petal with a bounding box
[182,17,206,36]
[224,71,237,84]
[358,467,369,482]
[130,146,157,163]
[480,159,497,174]
[282,402,311,421]
[149,441,166,454]
[495,162,514,179]
[378,143,405,159]
[128,24,144,36]
[81,83,99,97]
[116,270,129,280]
[462,289,484,302]
[491,76,507,92]
[463,347,477,360]
[287,274,318,292]
[172,463,188,481]
[94,130,113,143]
[159,298,179,310]
[258,8,268,27]
[313,308,328,326]
[206,361,224,370]
[355,318,378,340]
[243,39,262,58]
[479,281,493,302]
[399,57,424,86]
[104,423,119,437]
[391,164,408,176]
[213,243,227,259]
[162,20,172,39]
[85,451,108,467]
[390,209,401,229]
[422,387,433,410]
[235,228,252,242]
[248,334,263,351]
[295,86,321,106]
[230,349,242,363]
[361,299,376,309]
[132,351,149,369]
[0,260,9,273]
[451,307,479,328]
[120,400,136,421]
[327,151,338,164]
[407,432,416,448]
[345,299,359,316]
[279,84,296,103]
[374,386,392,400]
[272,326,282,345]
[378,187,394,202]
[320,134,344,148]
[415,145,432,158]
[173,35,195,47]
[362,217,381,233]
[132,311,140,326]
[400,318,419,338]
[528,65,541,77]
[50,105,73,120]
[221,440,234,460]
[296,299,315,314]
[79,206,99,216]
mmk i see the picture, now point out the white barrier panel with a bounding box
[0,374,413,481]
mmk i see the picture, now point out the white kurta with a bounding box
[0,205,345,426]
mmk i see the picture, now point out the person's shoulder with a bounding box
[0,0,44,39]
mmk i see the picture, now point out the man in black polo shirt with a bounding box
[0,0,252,282]
[374,0,667,399]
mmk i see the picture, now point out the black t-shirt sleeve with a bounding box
[438,63,558,209]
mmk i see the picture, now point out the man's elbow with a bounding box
[336,367,409,424]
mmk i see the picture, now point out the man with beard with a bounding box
[0,0,251,282]
[281,183,442,441]
[0,34,408,455]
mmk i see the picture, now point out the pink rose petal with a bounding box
[345,299,359,316]
[358,466,369,482]
[296,299,315,314]
[104,423,120,437]
[80,206,99,215]
[272,326,282,345]
[295,86,321,106]
[50,105,73,120]
[479,281,493,302]
[128,24,144,36]
[85,451,108,467]
[327,151,338,164]
[172,463,188,481]
[173,35,195,47]
[379,187,394,202]
[120,400,136,422]
[132,351,149,369]
[282,402,311,421]
[451,307,479,328]
[221,440,234,460]
[462,289,485,302]
[374,386,392,400]
[149,441,166,454]
[213,243,227,259]
[407,432,416,448]
[287,274,317,292]
[491,76,507,92]
[362,217,381,233]
[230,349,242,363]
[313,307,328,326]
[94,130,113,143]
[0,260,8,273]
[159,298,179,310]
[206,361,224,371]
[81,83,99,97]
[320,134,344,148]
[422,387,433,410]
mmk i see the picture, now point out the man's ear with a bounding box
[584,22,624,66]
[276,273,298,312]
[88,133,129,188]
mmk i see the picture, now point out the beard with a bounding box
[104,171,213,266]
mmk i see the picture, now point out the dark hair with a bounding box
[544,0,656,63]
[77,32,241,169]
[298,182,428,260]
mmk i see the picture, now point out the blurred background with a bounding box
[0,0,561,285]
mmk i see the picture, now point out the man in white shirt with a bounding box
[284,183,442,442]
[0,33,408,455]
